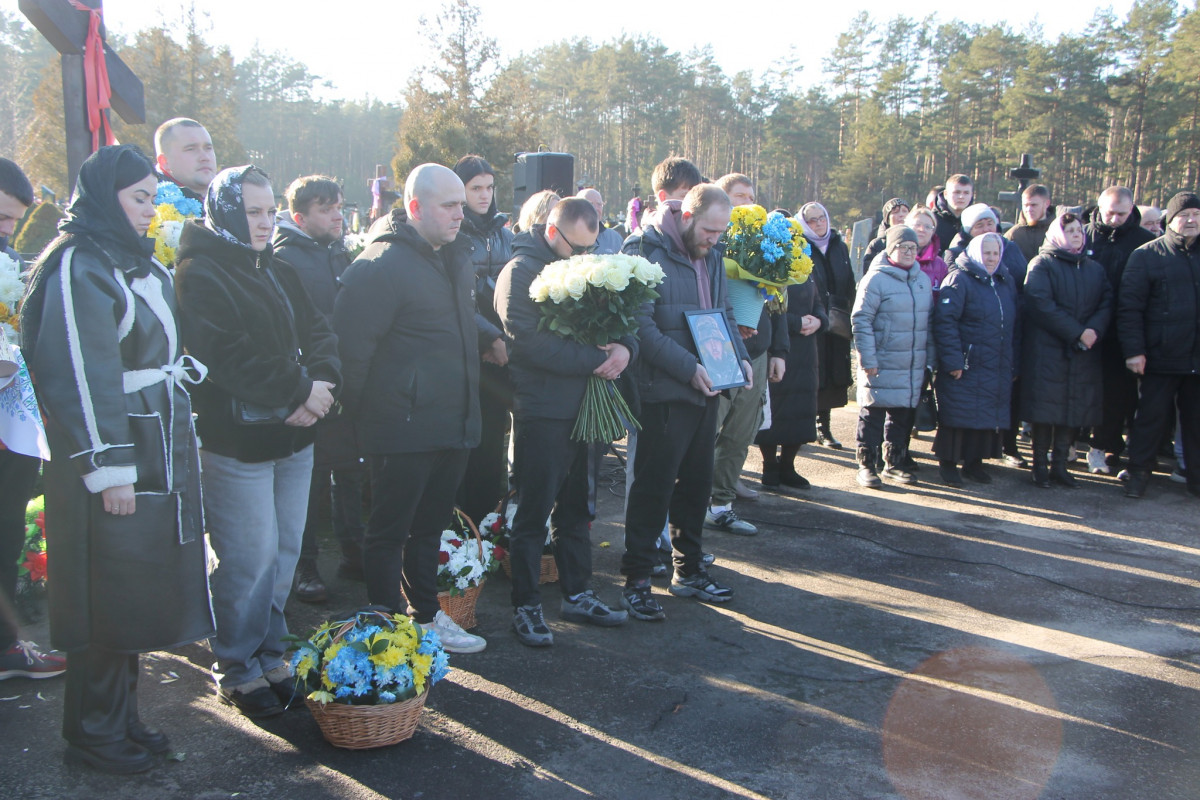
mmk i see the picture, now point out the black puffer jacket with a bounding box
[175,222,342,462]
[271,218,352,318]
[460,208,514,344]
[332,210,481,453]
[1019,247,1112,426]
[494,228,639,421]
[934,255,1019,430]
[622,218,748,408]
[1118,229,1200,374]
[932,191,965,255]
[1086,207,1156,350]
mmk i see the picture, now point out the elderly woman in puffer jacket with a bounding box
[933,233,1020,486]
[851,226,935,488]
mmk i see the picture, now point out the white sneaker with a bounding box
[1087,448,1111,474]
[427,610,487,654]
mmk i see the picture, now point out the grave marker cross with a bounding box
[19,0,145,194]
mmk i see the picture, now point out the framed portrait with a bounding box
[685,309,747,391]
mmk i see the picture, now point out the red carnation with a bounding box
[493,546,507,561]
[35,511,45,532]
[438,550,450,565]
[22,550,47,582]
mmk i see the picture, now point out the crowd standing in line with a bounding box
[1,122,1197,774]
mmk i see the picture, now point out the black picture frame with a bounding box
[685,309,747,391]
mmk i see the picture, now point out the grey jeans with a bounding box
[202,445,313,690]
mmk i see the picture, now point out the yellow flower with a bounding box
[294,651,317,679]
[369,643,404,670]
[308,689,335,705]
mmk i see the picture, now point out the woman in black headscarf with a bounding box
[453,155,515,522]
[175,166,341,720]
[21,144,214,774]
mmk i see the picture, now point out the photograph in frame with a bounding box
[685,308,747,391]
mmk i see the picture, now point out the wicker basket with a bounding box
[436,508,486,629]
[492,492,559,584]
[306,690,428,749]
[500,553,559,584]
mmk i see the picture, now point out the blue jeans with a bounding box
[202,446,313,689]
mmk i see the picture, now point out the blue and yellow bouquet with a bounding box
[288,610,450,706]
[148,182,203,267]
[720,205,813,306]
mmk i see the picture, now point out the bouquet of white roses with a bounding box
[528,253,665,442]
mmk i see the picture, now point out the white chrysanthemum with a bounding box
[0,271,24,307]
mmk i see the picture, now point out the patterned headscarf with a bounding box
[203,165,271,250]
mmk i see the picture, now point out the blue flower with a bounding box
[378,691,397,704]
[763,213,791,243]
[761,240,785,262]
[430,650,450,684]
[418,630,442,655]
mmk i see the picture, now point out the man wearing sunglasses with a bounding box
[493,198,635,647]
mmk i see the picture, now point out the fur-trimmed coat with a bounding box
[23,244,214,652]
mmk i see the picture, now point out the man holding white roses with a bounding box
[621,182,750,620]
[494,198,635,646]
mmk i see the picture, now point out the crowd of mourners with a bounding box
[0,117,1196,775]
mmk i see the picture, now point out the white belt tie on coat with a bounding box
[122,355,208,394]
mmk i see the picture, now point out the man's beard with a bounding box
[682,225,709,260]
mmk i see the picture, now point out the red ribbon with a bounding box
[68,0,115,152]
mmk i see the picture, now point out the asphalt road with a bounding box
[2,407,1198,800]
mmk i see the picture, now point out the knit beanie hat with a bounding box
[1164,192,1200,225]
[885,226,919,251]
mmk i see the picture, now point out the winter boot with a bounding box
[881,443,917,485]
[1050,427,1078,488]
[856,445,882,488]
[1030,424,1051,488]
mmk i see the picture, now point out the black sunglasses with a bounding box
[554,226,597,256]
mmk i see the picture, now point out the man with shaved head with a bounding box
[154,117,216,203]
[576,188,624,254]
[333,163,487,654]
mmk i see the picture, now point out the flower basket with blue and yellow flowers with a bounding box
[286,608,450,749]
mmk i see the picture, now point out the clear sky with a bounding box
[89,0,1160,103]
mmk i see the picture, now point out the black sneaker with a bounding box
[668,569,734,603]
[621,580,666,621]
[218,683,284,719]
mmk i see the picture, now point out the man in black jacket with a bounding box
[274,176,364,603]
[932,174,974,253]
[1118,191,1200,499]
[332,164,486,653]
[1087,186,1157,474]
[494,198,634,646]
[620,183,750,621]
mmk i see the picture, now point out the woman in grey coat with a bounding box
[851,226,935,488]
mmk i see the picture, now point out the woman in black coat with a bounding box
[801,202,855,448]
[933,233,1019,485]
[1019,212,1112,488]
[21,145,214,773]
[756,277,827,487]
[453,155,516,523]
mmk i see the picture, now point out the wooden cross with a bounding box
[19,0,145,194]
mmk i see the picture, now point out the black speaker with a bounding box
[512,152,574,220]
